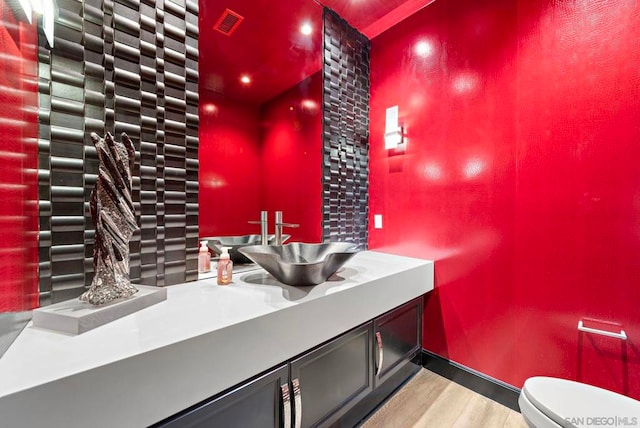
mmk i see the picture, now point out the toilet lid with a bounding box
[523,377,640,428]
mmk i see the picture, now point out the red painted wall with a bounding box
[198,91,262,238]
[369,0,640,397]
[0,1,39,311]
[260,72,323,243]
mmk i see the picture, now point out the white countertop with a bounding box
[0,251,433,428]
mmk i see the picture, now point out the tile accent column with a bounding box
[37,0,87,305]
[322,9,370,248]
[38,0,199,304]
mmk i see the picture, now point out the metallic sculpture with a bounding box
[80,132,139,306]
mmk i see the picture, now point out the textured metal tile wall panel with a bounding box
[38,0,199,303]
[38,42,53,306]
[322,9,370,249]
[184,0,200,281]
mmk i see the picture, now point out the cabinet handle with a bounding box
[375,331,384,377]
[281,383,291,428]
[293,378,302,428]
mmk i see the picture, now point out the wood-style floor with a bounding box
[361,369,529,428]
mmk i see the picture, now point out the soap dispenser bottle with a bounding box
[217,246,233,285]
[198,240,211,273]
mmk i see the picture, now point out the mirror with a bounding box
[197,0,324,249]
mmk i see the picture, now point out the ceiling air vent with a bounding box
[213,8,244,36]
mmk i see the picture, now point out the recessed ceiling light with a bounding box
[301,99,318,110]
[300,22,312,35]
[240,75,251,84]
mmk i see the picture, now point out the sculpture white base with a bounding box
[32,286,167,335]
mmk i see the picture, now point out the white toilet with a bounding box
[519,377,640,428]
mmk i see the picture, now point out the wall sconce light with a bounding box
[384,105,404,149]
[39,0,56,48]
[10,0,57,47]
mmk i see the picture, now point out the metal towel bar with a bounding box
[577,320,627,340]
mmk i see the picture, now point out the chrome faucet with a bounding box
[274,211,299,245]
[248,211,269,245]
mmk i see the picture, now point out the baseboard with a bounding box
[421,350,521,412]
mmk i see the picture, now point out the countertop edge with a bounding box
[0,254,434,427]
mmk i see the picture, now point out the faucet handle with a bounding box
[274,211,299,226]
[248,211,269,245]
[248,211,268,223]
[274,211,299,245]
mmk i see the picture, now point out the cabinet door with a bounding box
[373,297,422,387]
[157,364,289,428]
[289,323,373,428]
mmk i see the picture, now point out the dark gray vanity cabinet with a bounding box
[157,364,289,428]
[373,298,422,387]
[154,297,424,428]
[336,297,424,428]
[155,325,373,428]
[290,323,373,428]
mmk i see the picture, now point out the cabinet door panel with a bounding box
[374,297,422,386]
[290,323,373,428]
[157,365,288,428]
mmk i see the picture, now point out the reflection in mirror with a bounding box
[0,0,39,356]
[198,0,324,248]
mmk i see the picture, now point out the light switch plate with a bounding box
[374,214,383,229]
